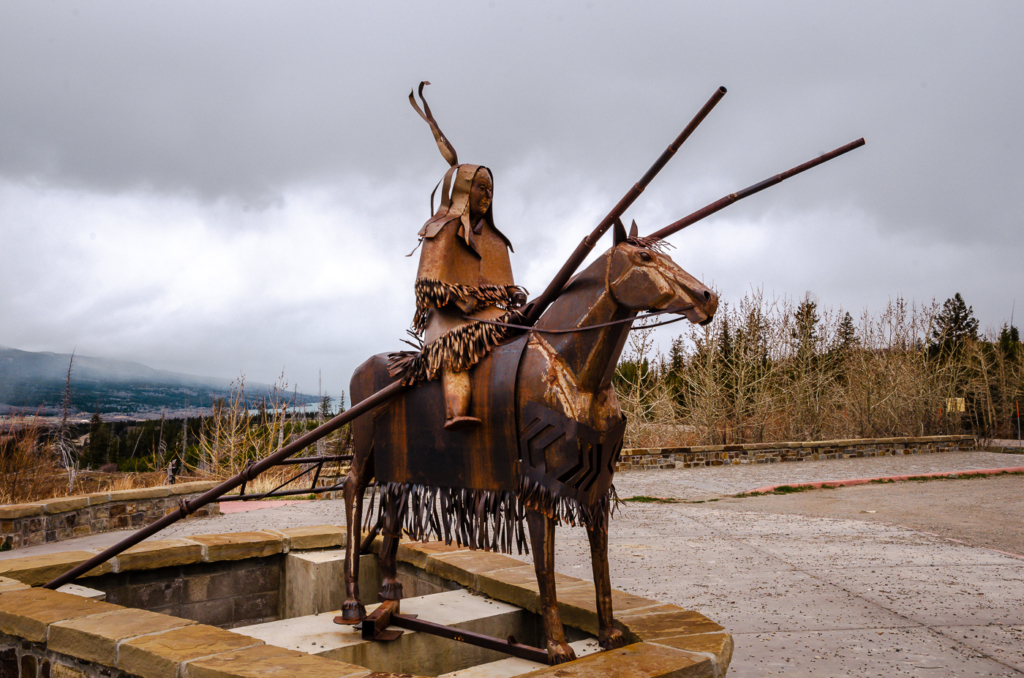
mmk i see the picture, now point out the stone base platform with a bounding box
[0,525,733,677]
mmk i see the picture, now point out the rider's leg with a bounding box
[443,367,481,430]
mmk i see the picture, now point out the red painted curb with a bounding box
[219,499,309,514]
[744,466,1024,495]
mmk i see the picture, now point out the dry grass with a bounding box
[0,416,169,504]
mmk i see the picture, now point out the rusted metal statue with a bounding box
[43,80,865,668]
[338,83,727,663]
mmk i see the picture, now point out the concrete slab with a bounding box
[652,568,919,635]
[727,627,1017,677]
[932,624,1024,673]
[741,531,1022,570]
[7,451,1023,675]
[829,565,1024,627]
[682,507,911,538]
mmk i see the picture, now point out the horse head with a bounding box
[606,235,719,325]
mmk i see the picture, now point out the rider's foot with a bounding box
[444,415,482,431]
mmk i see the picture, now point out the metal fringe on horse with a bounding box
[376,480,618,555]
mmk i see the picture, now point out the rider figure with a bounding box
[413,164,526,430]
[405,84,526,430]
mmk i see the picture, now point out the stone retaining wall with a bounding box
[0,525,734,677]
[617,434,977,471]
[0,482,222,551]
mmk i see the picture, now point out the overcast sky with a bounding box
[2,1,1021,399]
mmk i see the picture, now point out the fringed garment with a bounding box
[370,479,618,555]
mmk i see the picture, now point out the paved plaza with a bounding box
[5,450,1024,676]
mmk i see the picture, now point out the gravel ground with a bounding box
[7,450,1024,676]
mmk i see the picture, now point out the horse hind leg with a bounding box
[584,505,626,650]
[526,509,576,665]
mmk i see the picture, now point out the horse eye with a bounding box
[638,251,652,261]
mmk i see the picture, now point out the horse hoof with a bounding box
[335,600,366,624]
[444,416,482,431]
[599,627,626,650]
[546,641,577,665]
[380,578,404,600]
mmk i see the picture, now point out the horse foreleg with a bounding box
[526,509,576,665]
[378,487,407,601]
[340,450,373,622]
[585,506,625,650]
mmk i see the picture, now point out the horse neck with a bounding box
[533,251,635,393]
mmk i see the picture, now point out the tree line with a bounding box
[614,291,1023,448]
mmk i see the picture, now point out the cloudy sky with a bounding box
[1,1,1021,399]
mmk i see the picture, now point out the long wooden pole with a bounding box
[44,380,406,590]
[648,138,865,240]
[521,86,727,325]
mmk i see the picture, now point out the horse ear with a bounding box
[629,220,638,239]
[613,217,627,245]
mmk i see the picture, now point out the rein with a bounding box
[463,304,694,334]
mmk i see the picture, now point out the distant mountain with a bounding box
[0,346,318,416]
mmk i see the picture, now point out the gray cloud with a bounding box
[1,1,1021,395]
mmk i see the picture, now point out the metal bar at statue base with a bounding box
[349,600,550,664]
[391,613,551,664]
[43,380,407,590]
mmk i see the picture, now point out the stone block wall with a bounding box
[82,556,283,630]
[0,482,222,551]
[0,524,734,677]
[617,434,977,471]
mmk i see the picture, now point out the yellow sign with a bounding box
[946,398,965,413]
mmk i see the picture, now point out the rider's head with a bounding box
[468,168,493,224]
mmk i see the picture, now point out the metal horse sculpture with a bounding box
[341,224,719,664]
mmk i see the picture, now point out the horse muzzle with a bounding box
[659,286,718,325]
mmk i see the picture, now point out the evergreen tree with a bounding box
[718,315,732,365]
[833,311,859,353]
[84,411,110,468]
[793,293,820,357]
[931,292,979,355]
[319,394,334,419]
[998,322,1021,357]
